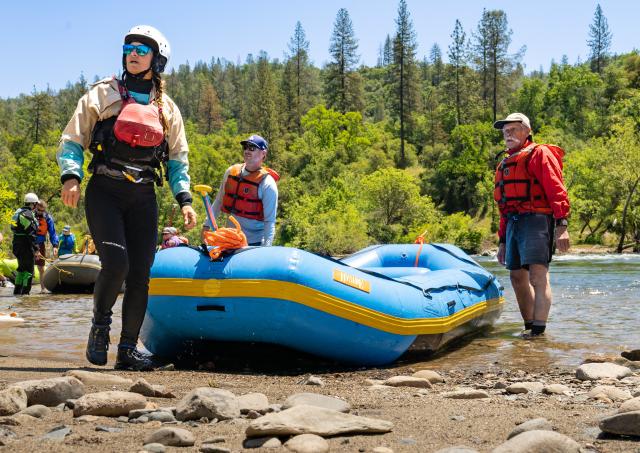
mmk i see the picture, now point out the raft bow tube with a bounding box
[42,254,101,293]
[142,244,504,366]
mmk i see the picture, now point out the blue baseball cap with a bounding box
[240,134,268,151]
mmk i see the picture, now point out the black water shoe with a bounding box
[114,347,155,371]
[86,324,110,366]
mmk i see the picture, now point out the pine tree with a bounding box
[390,0,420,167]
[325,8,363,113]
[430,44,443,86]
[282,21,314,133]
[197,81,223,134]
[474,10,518,121]
[473,9,491,107]
[247,53,281,151]
[587,4,612,74]
[448,19,466,125]
[383,34,393,66]
[22,86,55,144]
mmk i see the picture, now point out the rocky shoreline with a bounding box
[0,351,639,452]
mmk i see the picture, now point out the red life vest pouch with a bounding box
[113,83,164,148]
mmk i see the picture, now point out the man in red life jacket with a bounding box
[210,134,279,246]
[493,113,570,338]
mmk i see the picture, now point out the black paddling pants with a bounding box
[85,175,158,347]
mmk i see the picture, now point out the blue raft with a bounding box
[141,244,504,366]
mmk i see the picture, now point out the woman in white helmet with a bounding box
[56,25,197,371]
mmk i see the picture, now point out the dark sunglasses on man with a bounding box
[243,145,261,152]
[123,44,152,56]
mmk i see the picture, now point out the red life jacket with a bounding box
[36,215,48,236]
[221,164,279,221]
[494,143,562,215]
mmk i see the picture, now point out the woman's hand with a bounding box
[181,205,197,230]
[61,179,81,207]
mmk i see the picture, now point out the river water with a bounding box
[1,254,639,370]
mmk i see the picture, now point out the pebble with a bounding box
[282,393,350,413]
[575,363,632,381]
[618,396,640,413]
[442,389,490,399]
[303,376,324,386]
[17,404,48,419]
[243,436,282,448]
[144,427,195,447]
[73,391,147,417]
[95,425,123,433]
[142,443,166,453]
[200,445,231,453]
[434,447,479,453]
[507,418,553,439]
[246,404,392,437]
[284,433,329,452]
[412,370,445,383]
[383,376,432,389]
[12,377,84,407]
[598,410,640,437]
[66,370,133,386]
[0,387,28,416]
[42,425,72,441]
[372,447,395,453]
[493,430,580,452]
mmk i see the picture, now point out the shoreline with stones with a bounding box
[0,351,639,452]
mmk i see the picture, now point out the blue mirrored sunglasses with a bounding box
[123,44,152,56]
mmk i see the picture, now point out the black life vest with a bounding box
[11,207,37,236]
[89,79,168,185]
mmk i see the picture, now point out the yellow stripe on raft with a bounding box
[149,278,504,336]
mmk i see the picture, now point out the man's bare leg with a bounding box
[528,264,552,334]
[510,268,534,326]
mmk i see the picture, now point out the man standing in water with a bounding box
[493,113,570,338]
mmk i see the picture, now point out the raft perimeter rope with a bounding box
[203,216,248,260]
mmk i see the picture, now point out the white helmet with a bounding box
[24,193,38,204]
[124,25,171,73]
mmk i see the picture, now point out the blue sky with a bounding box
[0,0,635,98]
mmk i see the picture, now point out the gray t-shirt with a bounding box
[209,165,278,246]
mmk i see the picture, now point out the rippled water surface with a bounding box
[1,254,639,369]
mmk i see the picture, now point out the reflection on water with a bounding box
[1,254,639,369]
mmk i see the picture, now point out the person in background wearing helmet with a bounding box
[56,25,197,371]
[159,226,188,249]
[34,200,59,293]
[57,226,76,256]
[493,113,570,338]
[209,135,279,246]
[10,193,42,295]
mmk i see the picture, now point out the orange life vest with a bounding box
[221,164,277,221]
[494,143,553,215]
[36,215,48,236]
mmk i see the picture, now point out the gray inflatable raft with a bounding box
[42,254,101,294]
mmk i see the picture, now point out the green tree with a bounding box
[361,168,436,243]
[197,80,223,134]
[325,8,364,114]
[587,4,612,75]
[430,44,444,86]
[447,19,467,126]
[245,52,281,150]
[282,22,317,133]
[390,0,421,167]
